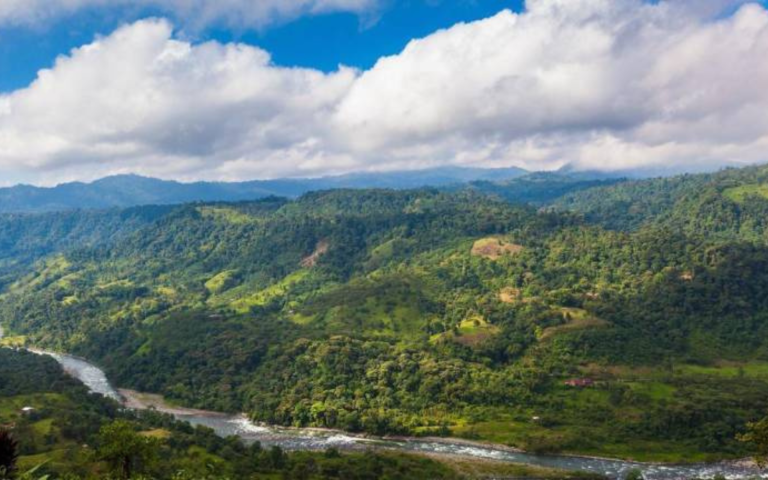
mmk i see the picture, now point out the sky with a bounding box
[0,0,767,186]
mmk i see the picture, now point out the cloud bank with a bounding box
[1,0,767,184]
[0,0,379,29]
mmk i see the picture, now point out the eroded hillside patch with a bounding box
[498,287,522,304]
[301,240,330,268]
[471,237,523,260]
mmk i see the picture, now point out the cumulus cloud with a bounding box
[334,0,768,173]
[0,19,357,182]
[0,0,379,29]
[1,0,767,184]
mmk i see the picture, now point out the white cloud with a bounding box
[334,0,768,173]
[1,0,767,184]
[0,0,379,29]
[0,19,357,182]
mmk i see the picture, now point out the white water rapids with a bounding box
[2,327,766,480]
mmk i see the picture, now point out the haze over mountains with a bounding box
[0,167,531,213]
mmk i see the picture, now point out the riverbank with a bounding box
[120,389,234,418]
[115,389,656,467]
[117,386,767,479]
[2,326,766,479]
[115,389,603,479]
[119,387,762,473]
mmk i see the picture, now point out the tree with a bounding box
[0,430,19,480]
[739,416,768,468]
[625,468,644,480]
[96,421,158,479]
[267,446,287,470]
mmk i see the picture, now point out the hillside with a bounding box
[0,206,174,289]
[2,348,543,480]
[553,165,768,241]
[463,173,624,206]
[3,171,768,462]
[0,167,527,213]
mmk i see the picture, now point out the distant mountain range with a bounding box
[0,167,529,213]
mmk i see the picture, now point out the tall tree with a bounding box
[96,421,158,479]
[739,416,768,468]
[0,430,19,480]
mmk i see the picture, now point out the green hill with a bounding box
[3,168,768,462]
[2,349,533,480]
[553,165,768,241]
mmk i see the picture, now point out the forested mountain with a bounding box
[463,172,623,205]
[0,167,527,213]
[2,348,529,480]
[0,206,174,290]
[553,165,768,240]
[3,165,768,464]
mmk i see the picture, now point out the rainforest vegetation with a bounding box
[2,348,589,479]
[3,166,768,467]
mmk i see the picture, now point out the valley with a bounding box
[6,327,764,479]
[4,1,768,476]
[4,166,768,477]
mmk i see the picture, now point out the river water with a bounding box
[2,327,766,479]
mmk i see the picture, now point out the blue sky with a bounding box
[0,0,766,185]
[0,0,521,93]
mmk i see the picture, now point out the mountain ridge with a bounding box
[0,167,530,213]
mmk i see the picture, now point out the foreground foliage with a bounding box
[0,350,593,479]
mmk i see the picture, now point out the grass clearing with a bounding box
[55,272,82,289]
[431,317,501,347]
[96,279,135,290]
[205,270,239,293]
[294,275,434,337]
[627,381,676,401]
[197,206,256,224]
[31,418,55,436]
[453,417,541,447]
[222,270,310,314]
[10,255,72,293]
[539,308,609,341]
[0,393,69,421]
[323,298,426,337]
[723,184,768,203]
[140,428,172,439]
[155,286,178,297]
[18,448,80,472]
[676,361,768,378]
[0,334,27,347]
[62,295,78,306]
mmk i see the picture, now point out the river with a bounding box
[2,327,766,480]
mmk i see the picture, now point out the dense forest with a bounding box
[3,166,768,465]
[2,349,582,479]
[553,165,768,241]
